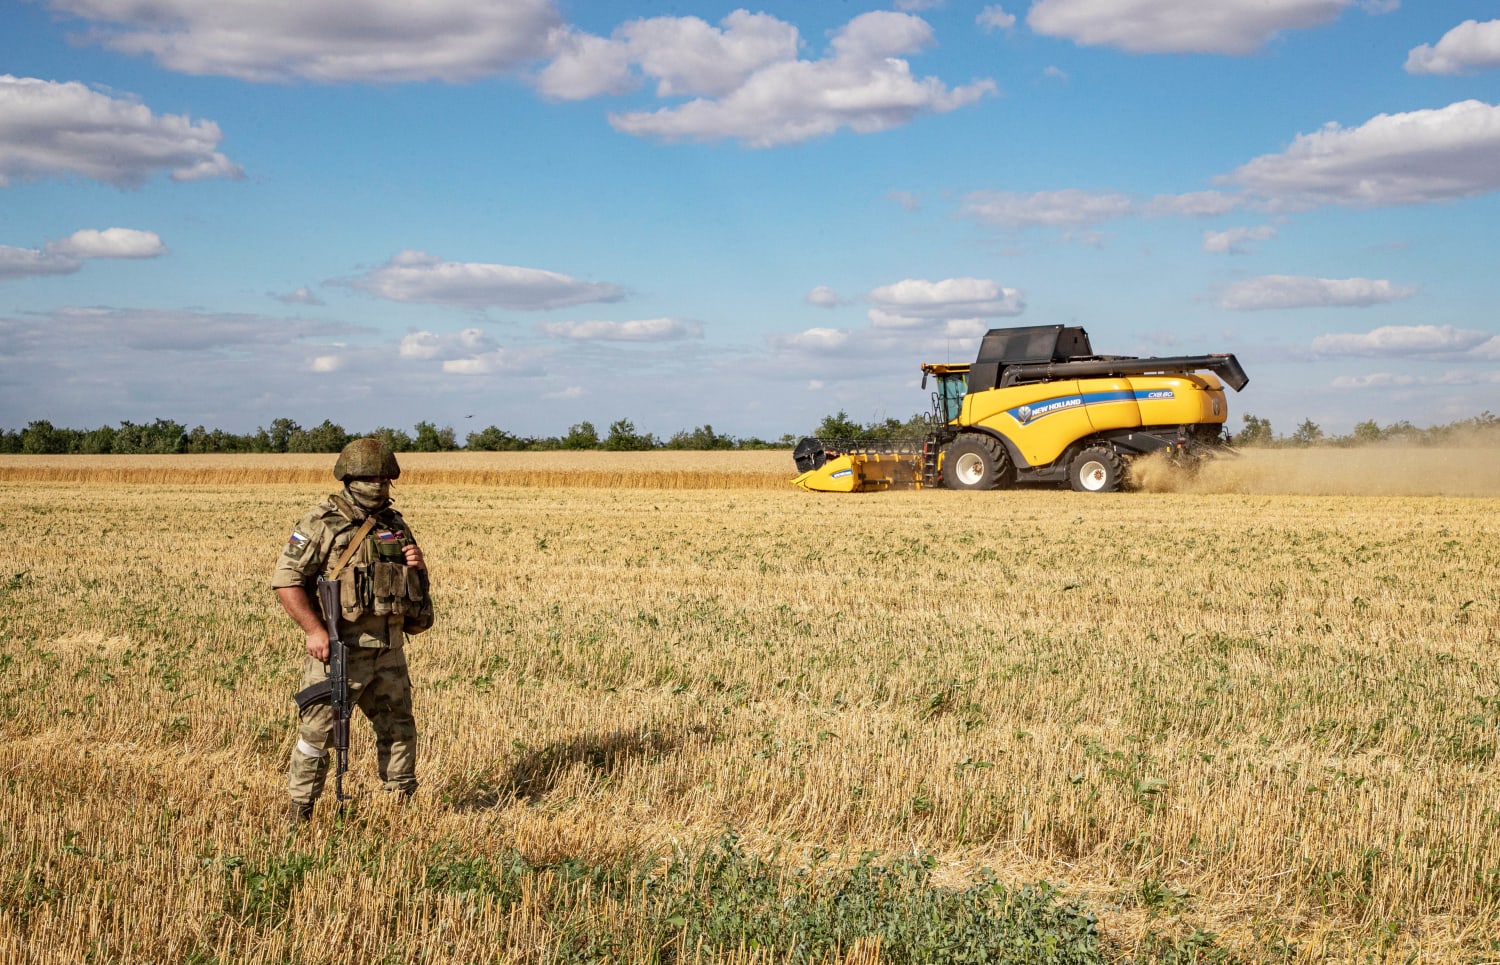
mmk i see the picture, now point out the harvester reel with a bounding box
[1069,446,1125,493]
[942,435,1011,491]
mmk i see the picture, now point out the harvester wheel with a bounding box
[1069,446,1124,493]
[942,435,1011,490]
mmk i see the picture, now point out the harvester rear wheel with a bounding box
[942,435,1011,490]
[1069,446,1124,493]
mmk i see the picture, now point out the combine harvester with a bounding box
[792,324,1248,493]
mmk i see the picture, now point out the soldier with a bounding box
[272,437,434,824]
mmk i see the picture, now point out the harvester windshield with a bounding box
[922,364,970,424]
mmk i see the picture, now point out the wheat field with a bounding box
[1,449,1497,962]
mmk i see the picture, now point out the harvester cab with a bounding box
[792,324,1248,494]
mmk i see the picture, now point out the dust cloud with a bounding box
[1129,445,1500,498]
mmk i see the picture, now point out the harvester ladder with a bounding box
[920,439,939,488]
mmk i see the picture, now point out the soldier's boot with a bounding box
[287,739,330,816]
[287,801,314,825]
[377,737,418,799]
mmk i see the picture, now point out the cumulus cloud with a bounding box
[867,277,1024,328]
[1027,0,1349,55]
[769,327,853,356]
[0,228,166,281]
[1310,324,1493,357]
[343,250,625,310]
[977,6,1017,32]
[1222,100,1500,208]
[51,228,166,259]
[442,351,525,375]
[398,328,496,360]
[539,10,798,100]
[394,327,532,375]
[1220,275,1418,311]
[584,11,993,147]
[1202,225,1277,254]
[49,0,562,83]
[0,75,241,187]
[537,317,701,341]
[1406,20,1500,76]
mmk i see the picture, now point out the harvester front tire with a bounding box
[942,435,1011,491]
[1069,446,1124,493]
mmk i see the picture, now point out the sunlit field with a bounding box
[2,449,1497,963]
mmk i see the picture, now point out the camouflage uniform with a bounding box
[272,490,434,809]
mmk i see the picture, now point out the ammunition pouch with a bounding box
[322,515,434,634]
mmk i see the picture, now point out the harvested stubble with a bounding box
[1,454,1498,963]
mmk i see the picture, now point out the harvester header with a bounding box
[793,324,1248,494]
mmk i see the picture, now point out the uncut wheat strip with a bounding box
[0,466,793,489]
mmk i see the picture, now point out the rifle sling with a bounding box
[328,516,379,583]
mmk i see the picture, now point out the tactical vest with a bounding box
[320,500,431,629]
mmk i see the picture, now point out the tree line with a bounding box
[0,417,795,455]
[1234,411,1499,448]
[3,409,1494,455]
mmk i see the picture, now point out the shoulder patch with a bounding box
[284,531,311,559]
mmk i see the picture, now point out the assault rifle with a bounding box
[291,578,353,801]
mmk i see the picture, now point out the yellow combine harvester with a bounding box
[792,324,1249,493]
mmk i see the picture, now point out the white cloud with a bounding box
[0,75,241,187]
[273,287,326,306]
[537,317,701,341]
[1027,0,1349,55]
[1406,20,1500,76]
[0,246,78,280]
[1202,225,1277,254]
[309,355,343,373]
[399,328,494,359]
[395,328,532,375]
[959,189,1133,227]
[51,0,562,83]
[50,228,166,259]
[1310,324,1493,357]
[1332,369,1500,389]
[1220,275,1418,311]
[867,277,1024,327]
[771,327,852,355]
[539,10,798,100]
[345,250,625,309]
[442,350,525,375]
[0,228,166,280]
[1222,100,1500,208]
[1042,65,1069,81]
[1142,191,1244,217]
[602,12,994,147]
[543,385,585,400]
[1329,372,1420,388]
[977,6,1017,32]
[805,286,841,308]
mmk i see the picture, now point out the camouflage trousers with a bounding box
[287,646,418,806]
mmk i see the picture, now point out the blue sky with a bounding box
[2,0,1498,441]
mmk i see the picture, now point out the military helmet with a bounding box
[333,437,401,480]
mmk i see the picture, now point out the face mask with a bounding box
[346,480,390,511]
